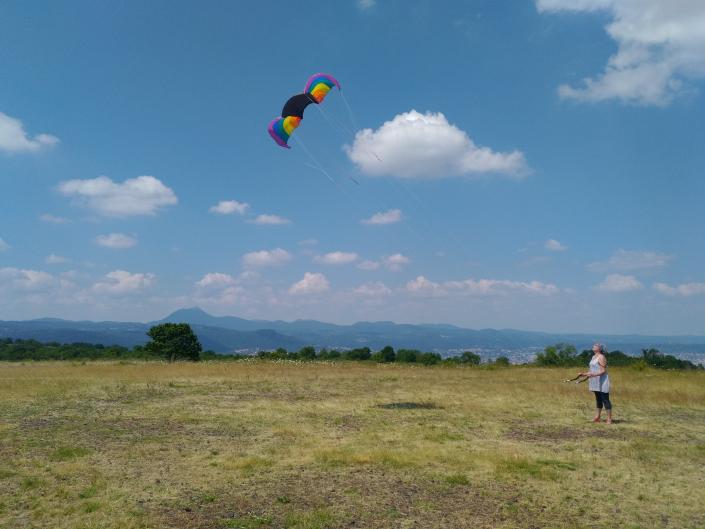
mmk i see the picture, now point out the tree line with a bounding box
[534,342,703,370]
[0,323,702,370]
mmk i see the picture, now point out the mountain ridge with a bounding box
[1,307,704,360]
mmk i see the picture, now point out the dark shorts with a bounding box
[593,391,612,410]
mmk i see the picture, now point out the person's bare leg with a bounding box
[593,409,602,422]
[605,409,613,424]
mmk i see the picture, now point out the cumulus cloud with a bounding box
[545,238,568,251]
[445,278,560,296]
[46,254,70,264]
[195,273,236,288]
[405,275,560,296]
[0,111,59,153]
[595,274,643,292]
[95,233,137,249]
[58,175,178,217]
[353,281,391,297]
[587,249,672,272]
[0,267,54,290]
[92,270,155,294]
[39,214,70,224]
[242,248,292,268]
[406,276,447,297]
[209,200,249,215]
[346,110,528,179]
[361,209,403,225]
[194,273,242,304]
[289,272,330,295]
[250,214,291,225]
[0,238,9,252]
[653,281,705,297]
[536,0,705,105]
[314,251,359,265]
[357,260,380,271]
[382,253,410,271]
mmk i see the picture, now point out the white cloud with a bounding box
[357,0,376,11]
[0,238,9,252]
[95,233,137,249]
[406,276,447,297]
[545,238,568,251]
[0,111,59,153]
[346,110,528,179]
[595,274,643,292]
[58,175,178,217]
[405,275,560,296]
[40,214,69,224]
[209,200,249,215]
[195,273,236,288]
[242,248,292,268]
[289,272,330,295]
[653,281,705,297]
[382,253,410,271]
[444,278,560,296]
[361,209,403,225]
[353,281,391,297]
[92,270,155,294]
[357,260,380,271]
[194,273,241,304]
[314,251,359,265]
[537,0,705,105]
[250,214,291,225]
[587,249,672,272]
[46,254,70,264]
[0,267,54,290]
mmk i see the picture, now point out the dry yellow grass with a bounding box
[1,360,704,528]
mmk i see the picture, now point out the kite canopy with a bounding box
[268,73,341,148]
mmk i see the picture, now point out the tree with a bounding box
[298,346,317,360]
[145,323,201,362]
[535,343,578,366]
[459,351,481,365]
[344,347,371,361]
[372,345,395,363]
[396,349,420,363]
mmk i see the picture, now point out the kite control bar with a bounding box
[564,374,589,384]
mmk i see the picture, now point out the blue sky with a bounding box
[1,0,704,334]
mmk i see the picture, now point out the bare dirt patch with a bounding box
[375,402,442,410]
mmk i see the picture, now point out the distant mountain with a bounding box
[0,314,303,352]
[2,307,705,362]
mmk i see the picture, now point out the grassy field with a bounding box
[1,360,704,529]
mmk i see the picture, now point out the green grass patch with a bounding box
[285,508,337,529]
[495,457,576,480]
[78,485,99,499]
[444,473,470,486]
[82,500,101,513]
[50,446,91,461]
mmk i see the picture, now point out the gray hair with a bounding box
[595,343,607,354]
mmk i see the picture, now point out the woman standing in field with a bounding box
[579,343,612,424]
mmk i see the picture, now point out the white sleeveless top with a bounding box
[588,355,610,393]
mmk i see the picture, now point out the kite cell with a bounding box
[268,73,341,148]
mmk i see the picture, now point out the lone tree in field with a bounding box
[145,323,202,362]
